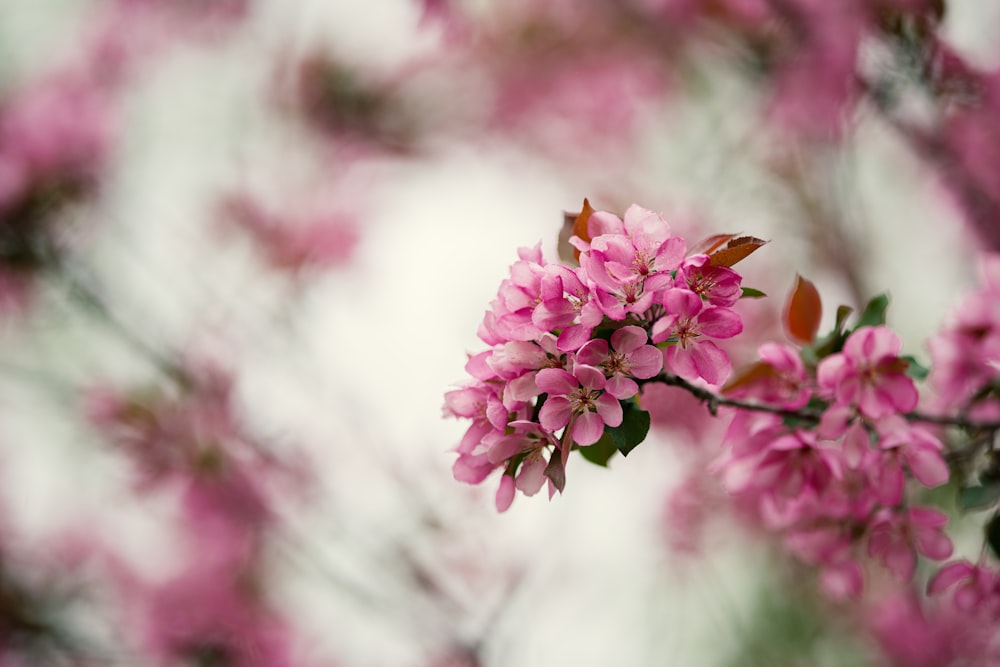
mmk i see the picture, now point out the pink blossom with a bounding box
[530,264,603,352]
[817,326,918,419]
[573,207,682,321]
[678,254,742,307]
[868,507,953,581]
[444,382,512,484]
[652,288,742,385]
[928,560,1000,619]
[868,594,966,667]
[724,342,810,409]
[575,325,663,399]
[875,416,950,496]
[536,365,622,447]
[724,426,844,528]
[478,244,548,344]
[219,194,357,273]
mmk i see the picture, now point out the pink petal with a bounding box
[627,345,663,379]
[698,307,743,339]
[535,368,576,394]
[666,345,698,380]
[576,339,609,367]
[607,261,636,283]
[905,445,949,488]
[487,436,526,464]
[650,314,677,344]
[654,235,686,272]
[595,393,623,427]
[572,411,605,446]
[876,460,905,506]
[663,288,702,318]
[885,544,917,581]
[606,375,639,400]
[557,324,592,352]
[927,561,974,595]
[690,341,732,385]
[495,475,515,512]
[611,325,647,354]
[842,421,870,468]
[539,396,572,431]
[881,373,919,413]
[816,354,849,395]
[587,211,625,237]
[574,364,607,390]
[515,454,547,496]
[916,529,953,562]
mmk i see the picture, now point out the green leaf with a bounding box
[605,401,651,457]
[578,433,618,467]
[854,293,890,329]
[834,304,853,333]
[959,484,1000,511]
[986,513,1000,559]
[901,354,930,381]
[740,287,767,299]
[809,305,855,360]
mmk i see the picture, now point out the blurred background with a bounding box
[0,0,999,665]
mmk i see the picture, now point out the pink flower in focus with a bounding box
[530,264,603,352]
[576,325,663,399]
[817,326,918,419]
[536,365,622,447]
[575,206,681,320]
[678,254,742,307]
[652,288,742,385]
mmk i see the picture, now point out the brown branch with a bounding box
[643,372,1000,432]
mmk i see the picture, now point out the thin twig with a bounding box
[643,372,1000,432]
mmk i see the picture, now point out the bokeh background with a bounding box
[0,1,999,665]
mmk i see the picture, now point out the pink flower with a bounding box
[581,205,687,282]
[575,325,663,399]
[478,244,549,344]
[444,382,510,484]
[875,416,950,498]
[817,326,918,419]
[868,507,953,581]
[531,264,603,352]
[928,560,1000,619]
[219,194,357,273]
[536,365,623,447]
[724,342,810,409]
[574,206,682,320]
[678,254,742,307]
[652,288,742,385]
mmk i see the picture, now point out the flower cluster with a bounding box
[928,254,1000,419]
[445,204,748,511]
[719,325,951,597]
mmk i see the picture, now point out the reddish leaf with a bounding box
[721,361,777,395]
[558,198,595,264]
[691,233,737,256]
[707,235,768,267]
[784,274,822,345]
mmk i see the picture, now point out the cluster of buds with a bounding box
[444,202,764,511]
